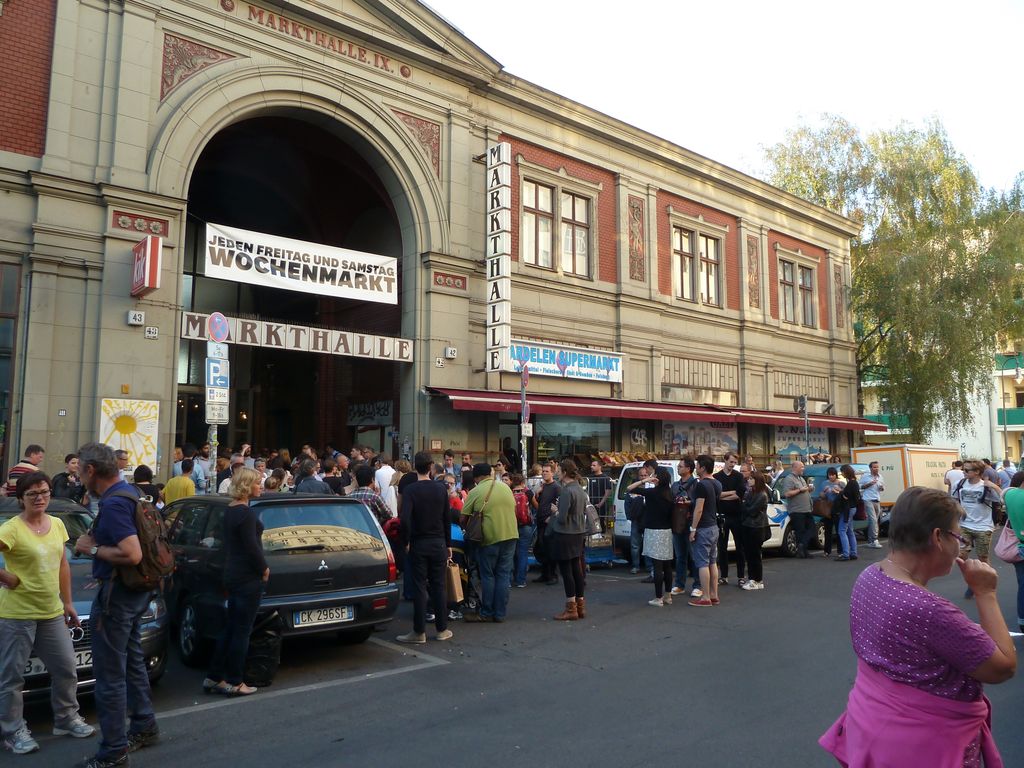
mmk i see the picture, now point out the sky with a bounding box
[423,0,1023,193]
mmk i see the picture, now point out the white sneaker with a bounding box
[663,593,673,605]
[741,580,758,591]
[395,631,426,644]
[434,629,454,641]
[3,727,39,754]
[648,597,664,607]
[53,717,95,738]
[690,587,703,598]
[670,587,685,596]
[868,542,883,549]
[755,581,765,590]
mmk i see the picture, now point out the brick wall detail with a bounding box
[502,135,617,284]
[0,0,56,156]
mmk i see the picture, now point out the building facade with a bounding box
[0,0,881,479]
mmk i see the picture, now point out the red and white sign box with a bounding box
[130,236,162,297]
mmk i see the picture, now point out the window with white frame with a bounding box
[560,191,590,276]
[698,234,720,306]
[519,170,597,278]
[522,180,554,268]
[779,258,816,327]
[672,227,696,301]
[669,209,727,309]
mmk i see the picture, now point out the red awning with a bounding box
[729,407,888,433]
[426,388,888,432]
[425,387,735,423]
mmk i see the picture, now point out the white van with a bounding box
[612,460,796,561]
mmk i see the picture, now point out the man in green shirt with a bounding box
[462,463,518,622]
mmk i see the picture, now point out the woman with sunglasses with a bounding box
[820,487,1016,766]
[0,471,94,754]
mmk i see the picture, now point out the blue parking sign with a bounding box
[205,358,230,388]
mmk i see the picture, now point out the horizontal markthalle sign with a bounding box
[506,340,623,383]
[204,223,398,305]
[181,312,413,362]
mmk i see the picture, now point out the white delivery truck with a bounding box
[850,444,961,508]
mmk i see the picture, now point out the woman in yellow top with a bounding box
[0,471,94,755]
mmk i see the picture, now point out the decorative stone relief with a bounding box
[432,271,467,291]
[161,34,236,101]
[834,265,845,327]
[627,195,645,282]
[746,234,761,308]
[392,110,441,177]
[111,210,169,236]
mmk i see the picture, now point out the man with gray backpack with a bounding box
[952,459,1004,599]
[74,443,168,768]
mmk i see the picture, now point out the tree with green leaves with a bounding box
[762,116,1024,442]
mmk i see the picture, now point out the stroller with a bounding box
[449,523,481,617]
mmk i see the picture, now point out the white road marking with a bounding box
[156,637,448,720]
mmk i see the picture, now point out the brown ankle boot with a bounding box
[554,599,578,621]
[575,597,586,618]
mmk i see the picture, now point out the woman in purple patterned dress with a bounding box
[821,487,1016,767]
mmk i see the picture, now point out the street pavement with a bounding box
[29,543,1024,768]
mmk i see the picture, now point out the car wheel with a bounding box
[337,626,373,645]
[781,525,798,557]
[177,599,211,667]
[815,522,826,550]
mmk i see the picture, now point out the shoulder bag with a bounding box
[994,523,1024,563]
[464,478,497,544]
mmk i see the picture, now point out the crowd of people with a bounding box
[1,438,1023,765]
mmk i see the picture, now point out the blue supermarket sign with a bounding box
[505,340,623,383]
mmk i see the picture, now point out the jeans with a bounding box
[91,581,157,760]
[514,524,535,586]
[0,616,80,735]
[790,512,815,556]
[717,516,746,579]
[1014,561,1024,630]
[865,500,881,543]
[672,531,691,589]
[477,539,516,619]
[630,524,651,573]
[207,579,262,685]
[837,509,857,557]
[409,539,448,634]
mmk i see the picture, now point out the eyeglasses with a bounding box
[943,530,968,546]
[24,490,51,500]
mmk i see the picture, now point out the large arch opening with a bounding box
[178,114,407,455]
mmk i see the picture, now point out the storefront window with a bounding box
[0,264,20,477]
[535,416,610,463]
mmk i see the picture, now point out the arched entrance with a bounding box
[177,113,405,455]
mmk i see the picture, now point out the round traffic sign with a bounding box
[208,312,229,343]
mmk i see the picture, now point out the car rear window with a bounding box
[617,468,643,500]
[256,503,383,553]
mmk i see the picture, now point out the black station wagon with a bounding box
[163,493,399,665]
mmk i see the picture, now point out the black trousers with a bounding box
[538,523,557,579]
[717,516,746,579]
[652,559,674,598]
[821,511,838,555]
[410,539,448,634]
[558,558,585,599]
[740,526,764,582]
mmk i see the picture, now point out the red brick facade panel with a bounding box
[655,190,740,309]
[766,230,830,331]
[501,135,618,284]
[0,0,56,157]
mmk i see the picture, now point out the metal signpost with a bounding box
[205,312,230,490]
[520,364,530,475]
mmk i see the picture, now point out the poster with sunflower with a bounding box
[99,398,160,470]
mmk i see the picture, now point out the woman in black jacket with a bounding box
[835,464,861,561]
[203,467,269,696]
[740,471,771,591]
[627,467,675,606]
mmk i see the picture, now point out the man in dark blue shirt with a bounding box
[74,443,159,767]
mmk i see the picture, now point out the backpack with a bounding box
[110,490,174,592]
[583,502,601,535]
[513,490,532,526]
[952,478,997,507]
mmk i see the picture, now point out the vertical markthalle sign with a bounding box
[485,142,512,372]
